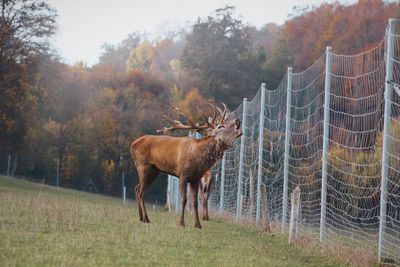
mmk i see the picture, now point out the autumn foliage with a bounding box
[0,0,399,199]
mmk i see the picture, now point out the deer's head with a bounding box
[157,104,242,148]
[206,104,242,148]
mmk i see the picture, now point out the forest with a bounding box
[1,0,400,202]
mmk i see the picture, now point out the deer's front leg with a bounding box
[190,181,202,229]
[179,178,188,227]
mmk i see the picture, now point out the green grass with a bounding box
[0,176,347,266]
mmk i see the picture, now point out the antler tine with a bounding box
[215,103,229,124]
[196,106,213,128]
[220,103,228,123]
[172,106,197,128]
[158,116,189,133]
[156,114,192,134]
[207,103,218,127]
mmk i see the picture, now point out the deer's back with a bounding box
[131,135,198,176]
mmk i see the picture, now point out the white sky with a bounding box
[48,0,355,66]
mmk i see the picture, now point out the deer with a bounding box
[199,170,213,221]
[130,104,242,229]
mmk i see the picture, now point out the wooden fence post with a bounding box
[261,184,271,233]
[289,186,301,244]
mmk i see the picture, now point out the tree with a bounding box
[126,41,154,71]
[0,0,57,152]
[261,30,291,89]
[181,6,261,108]
[98,33,141,72]
[0,0,57,62]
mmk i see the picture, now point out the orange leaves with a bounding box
[282,1,400,70]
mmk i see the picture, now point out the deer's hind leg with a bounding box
[135,165,159,223]
[134,184,144,221]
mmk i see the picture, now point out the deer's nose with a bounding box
[235,119,241,129]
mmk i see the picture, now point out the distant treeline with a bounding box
[0,0,399,201]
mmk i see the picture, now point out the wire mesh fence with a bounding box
[167,18,400,263]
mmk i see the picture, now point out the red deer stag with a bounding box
[130,104,242,228]
[199,170,213,220]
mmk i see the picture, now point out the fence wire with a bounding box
[168,18,400,264]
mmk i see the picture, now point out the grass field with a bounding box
[0,175,358,266]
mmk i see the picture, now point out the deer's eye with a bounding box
[217,125,225,129]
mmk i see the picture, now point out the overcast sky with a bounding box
[47,0,356,66]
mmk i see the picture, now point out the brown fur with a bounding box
[199,170,213,220]
[131,113,241,229]
[131,135,228,228]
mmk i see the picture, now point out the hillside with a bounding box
[0,176,347,266]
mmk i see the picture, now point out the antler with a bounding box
[196,103,218,128]
[157,106,210,134]
[157,104,230,135]
[202,102,229,126]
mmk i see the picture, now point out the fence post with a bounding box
[320,46,332,243]
[167,175,172,212]
[261,184,271,233]
[289,186,301,244]
[219,152,226,213]
[236,98,248,221]
[282,67,293,232]
[256,83,266,222]
[379,18,395,261]
[123,186,126,205]
[175,178,180,213]
[122,171,125,201]
[7,154,11,177]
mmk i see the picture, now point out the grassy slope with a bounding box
[0,176,346,267]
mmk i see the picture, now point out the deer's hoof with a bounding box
[143,217,150,223]
[178,221,185,227]
[195,223,202,229]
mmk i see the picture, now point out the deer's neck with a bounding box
[194,137,227,172]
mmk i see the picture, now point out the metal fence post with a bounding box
[379,18,395,261]
[320,46,332,243]
[123,186,126,205]
[167,175,172,212]
[219,152,226,213]
[256,83,266,222]
[282,67,293,232]
[236,98,248,221]
[122,171,125,200]
[175,178,180,213]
